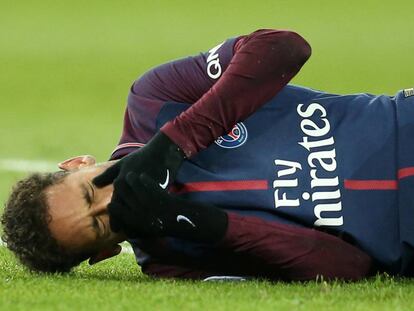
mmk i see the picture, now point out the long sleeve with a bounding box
[115,29,312,160]
[161,29,311,157]
[141,213,373,281]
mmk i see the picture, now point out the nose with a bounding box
[93,193,111,216]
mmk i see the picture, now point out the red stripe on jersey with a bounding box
[172,180,269,194]
[344,167,414,191]
[344,179,398,190]
[398,167,414,179]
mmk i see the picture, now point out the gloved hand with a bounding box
[93,131,185,192]
[108,172,228,243]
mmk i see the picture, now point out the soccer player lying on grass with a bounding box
[3,28,414,281]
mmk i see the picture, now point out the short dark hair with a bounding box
[1,172,91,273]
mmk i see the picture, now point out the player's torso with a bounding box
[155,84,414,273]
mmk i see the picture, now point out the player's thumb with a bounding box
[93,163,120,187]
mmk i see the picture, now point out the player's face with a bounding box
[45,156,126,259]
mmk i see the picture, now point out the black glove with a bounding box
[93,131,185,192]
[108,172,228,243]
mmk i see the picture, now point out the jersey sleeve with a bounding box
[141,213,373,281]
[110,37,237,160]
[161,29,312,157]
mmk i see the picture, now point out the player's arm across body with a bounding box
[112,29,311,155]
[158,29,312,156]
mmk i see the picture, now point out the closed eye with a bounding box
[81,184,92,207]
[81,183,100,236]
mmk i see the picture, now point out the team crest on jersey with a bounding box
[215,122,248,149]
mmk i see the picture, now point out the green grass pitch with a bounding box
[1,1,414,310]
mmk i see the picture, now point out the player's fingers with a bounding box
[114,178,142,210]
[93,163,120,187]
[125,172,152,201]
[125,171,140,188]
[125,171,150,193]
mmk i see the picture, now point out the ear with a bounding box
[58,155,96,171]
[88,244,122,265]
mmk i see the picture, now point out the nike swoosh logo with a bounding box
[176,215,196,227]
[159,169,170,189]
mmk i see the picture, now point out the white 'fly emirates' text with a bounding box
[273,103,343,227]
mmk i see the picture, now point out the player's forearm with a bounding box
[218,213,373,281]
[162,29,312,157]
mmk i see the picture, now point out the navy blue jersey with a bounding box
[123,84,414,275]
[111,31,414,275]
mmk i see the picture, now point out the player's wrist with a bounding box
[161,121,198,158]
